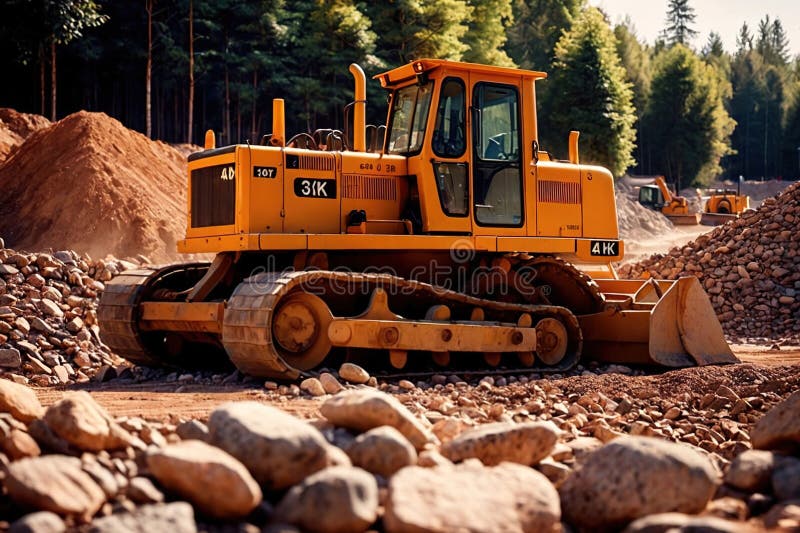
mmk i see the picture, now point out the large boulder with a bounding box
[5,455,106,522]
[345,426,417,478]
[320,390,436,451]
[442,421,558,466]
[384,462,560,533]
[273,466,379,533]
[0,378,44,423]
[559,436,720,530]
[751,389,800,452]
[42,391,141,452]
[147,440,261,519]
[208,402,331,489]
[88,502,197,533]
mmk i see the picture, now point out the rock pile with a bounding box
[0,111,187,262]
[619,180,800,342]
[0,243,135,386]
[2,365,799,531]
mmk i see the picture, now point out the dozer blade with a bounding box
[665,213,701,225]
[700,212,738,226]
[578,276,738,367]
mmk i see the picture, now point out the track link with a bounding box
[222,269,583,379]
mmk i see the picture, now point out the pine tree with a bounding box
[663,0,697,47]
[614,19,651,174]
[703,32,725,58]
[644,45,735,188]
[549,7,637,177]
[736,22,753,54]
[462,0,515,66]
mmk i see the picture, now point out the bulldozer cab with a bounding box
[377,59,620,246]
[638,184,665,209]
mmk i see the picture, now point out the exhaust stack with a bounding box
[569,131,580,164]
[272,99,285,147]
[349,63,366,152]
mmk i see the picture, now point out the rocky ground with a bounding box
[619,180,800,343]
[1,358,800,532]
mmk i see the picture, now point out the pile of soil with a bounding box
[619,181,800,342]
[0,108,50,162]
[0,111,186,262]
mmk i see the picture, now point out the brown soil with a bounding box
[31,346,800,423]
[0,111,186,262]
[0,108,50,162]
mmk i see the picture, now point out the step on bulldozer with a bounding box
[98,60,737,379]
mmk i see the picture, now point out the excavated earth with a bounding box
[1,109,800,531]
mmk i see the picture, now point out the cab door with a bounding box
[470,81,526,236]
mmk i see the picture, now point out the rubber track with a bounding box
[222,269,583,380]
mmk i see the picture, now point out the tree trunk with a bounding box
[236,88,241,143]
[50,41,56,121]
[187,0,194,144]
[224,65,230,144]
[251,70,257,141]
[39,45,46,116]
[146,0,154,138]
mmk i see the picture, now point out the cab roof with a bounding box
[374,59,548,89]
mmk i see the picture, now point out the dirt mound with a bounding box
[619,181,800,342]
[0,108,50,162]
[0,111,186,262]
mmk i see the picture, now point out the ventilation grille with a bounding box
[342,175,397,201]
[190,164,235,227]
[300,154,335,171]
[538,180,581,204]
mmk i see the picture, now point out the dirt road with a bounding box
[32,345,800,423]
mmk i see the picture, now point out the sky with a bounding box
[589,0,800,58]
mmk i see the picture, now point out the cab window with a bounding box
[387,82,434,155]
[432,78,466,158]
[473,83,523,226]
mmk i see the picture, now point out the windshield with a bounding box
[387,82,433,154]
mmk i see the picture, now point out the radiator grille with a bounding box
[191,164,236,227]
[300,154,335,171]
[342,175,397,201]
[538,180,581,204]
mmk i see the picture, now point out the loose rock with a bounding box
[559,436,720,530]
[208,401,331,489]
[338,363,370,384]
[88,502,197,533]
[43,391,141,451]
[0,378,44,422]
[345,426,417,477]
[320,389,436,451]
[751,389,800,452]
[5,455,106,521]
[147,440,261,519]
[385,462,560,533]
[442,421,558,466]
[8,511,66,533]
[273,466,379,533]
